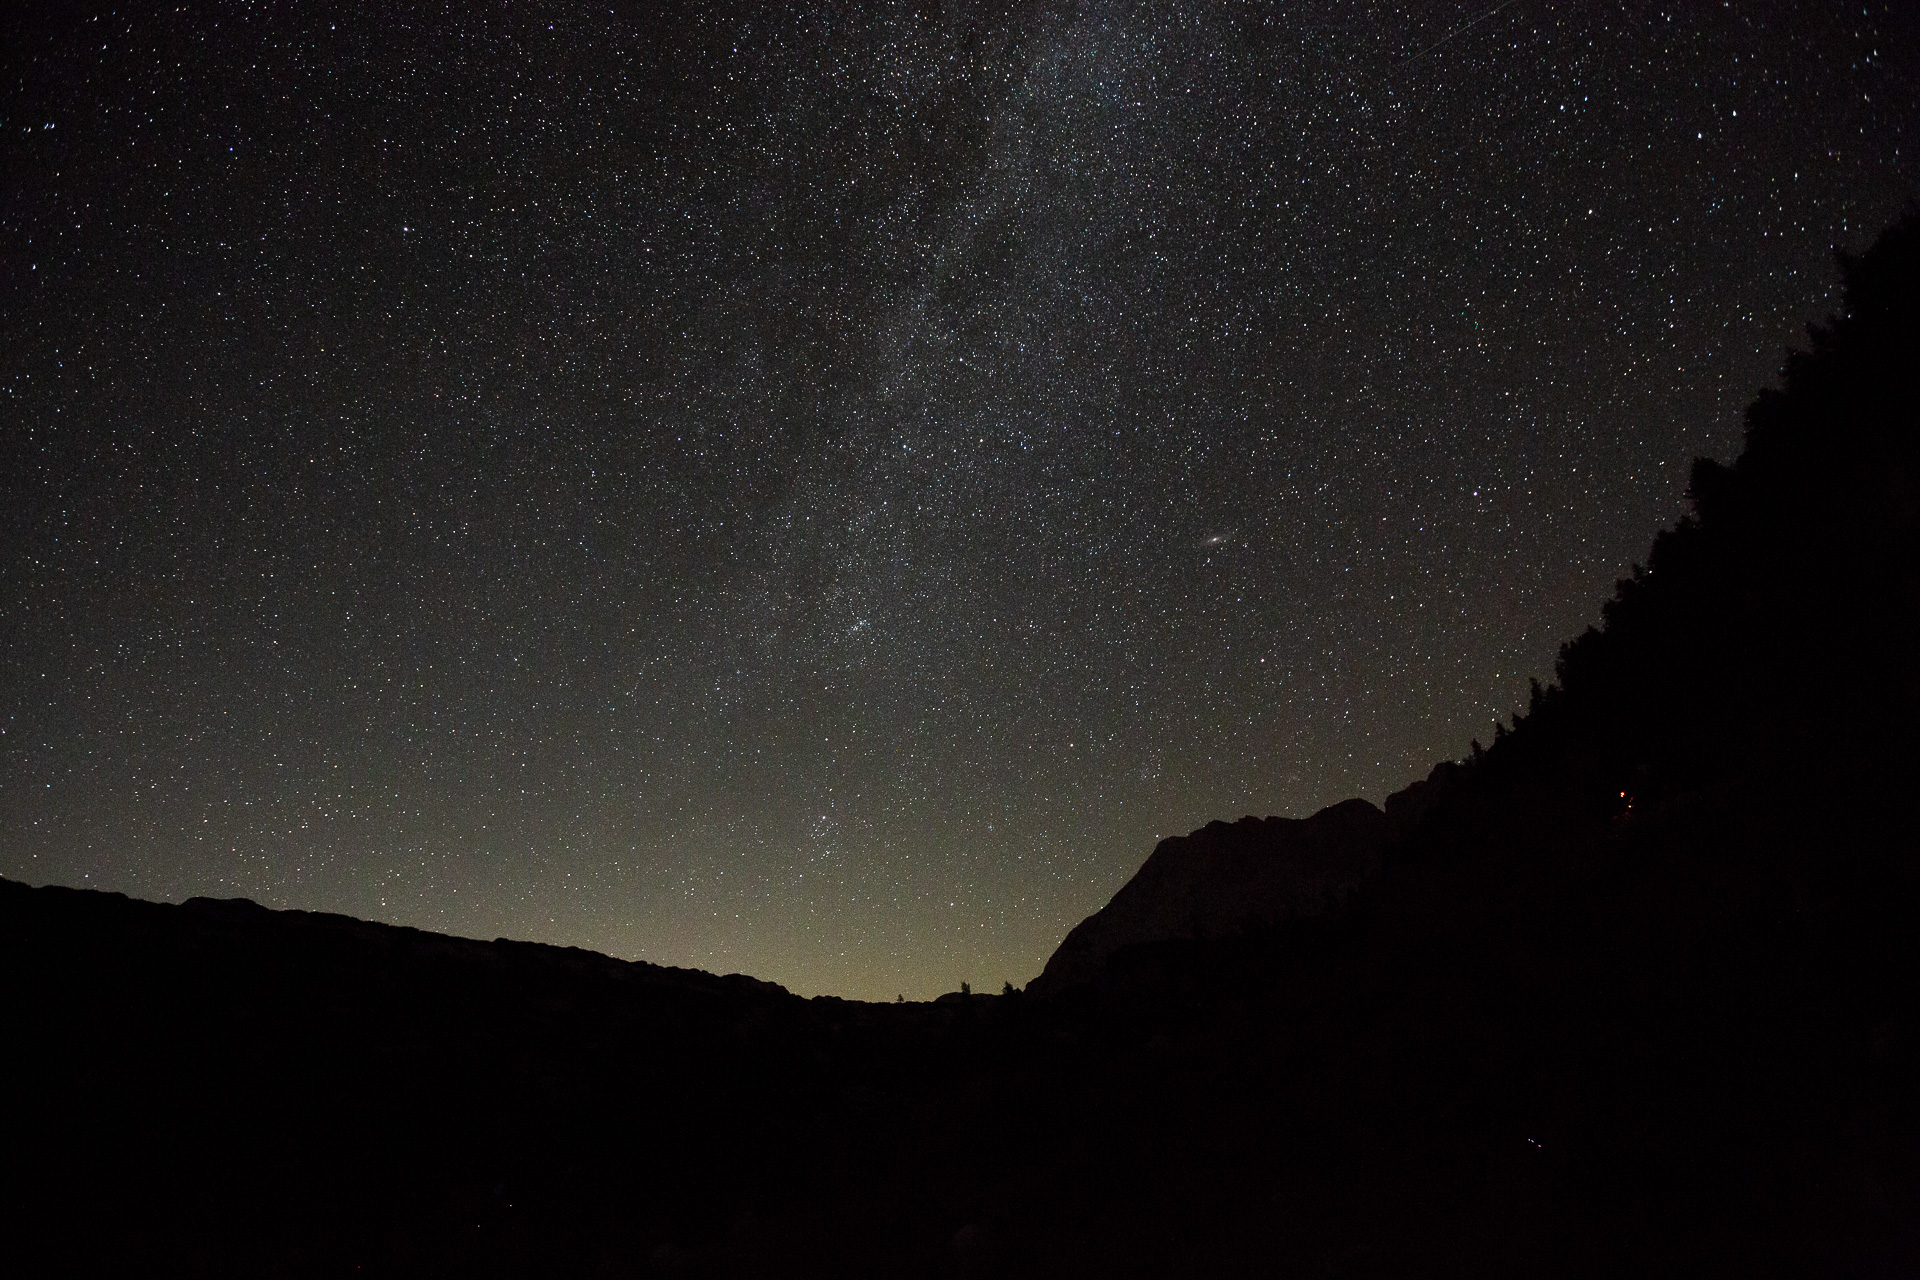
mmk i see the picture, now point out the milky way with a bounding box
[5,1,1915,997]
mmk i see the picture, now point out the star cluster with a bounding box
[4,1,1915,997]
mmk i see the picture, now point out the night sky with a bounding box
[5,2,1915,999]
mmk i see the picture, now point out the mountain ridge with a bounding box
[1031,760,1471,995]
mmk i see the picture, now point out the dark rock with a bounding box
[1383,760,1466,837]
[1027,797,1392,995]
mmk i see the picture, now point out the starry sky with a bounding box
[4,1,1915,999]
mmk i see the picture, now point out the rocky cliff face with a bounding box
[1029,764,1464,995]
[1028,797,1389,995]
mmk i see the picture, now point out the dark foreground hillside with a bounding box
[7,216,1919,1278]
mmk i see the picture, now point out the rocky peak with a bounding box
[1028,796,1392,995]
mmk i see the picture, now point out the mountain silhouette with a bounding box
[1029,798,1393,995]
[1030,761,1469,995]
[6,211,1919,1277]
